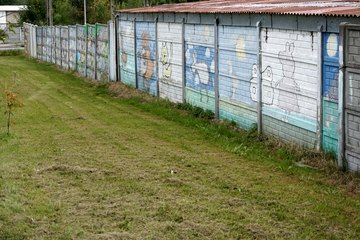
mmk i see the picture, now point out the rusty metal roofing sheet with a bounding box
[115,0,360,17]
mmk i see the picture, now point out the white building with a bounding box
[0,5,26,29]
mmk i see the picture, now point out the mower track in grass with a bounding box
[0,56,359,239]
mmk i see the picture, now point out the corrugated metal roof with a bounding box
[115,0,360,17]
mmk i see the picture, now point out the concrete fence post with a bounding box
[316,25,324,151]
[85,24,88,78]
[338,23,348,170]
[155,17,159,96]
[256,21,262,135]
[108,20,116,81]
[214,17,220,119]
[95,23,98,80]
[67,26,70,70]
[134,18,138,89]
[182,18,186,103]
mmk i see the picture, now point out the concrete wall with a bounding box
[218,25,258,129]
[185,24,215,111]
[136,21,157,95]
[322,33,339,154]
[158,22,183,103]
[26,12,360,170]
[119,20,136,87]
[261,28,319,148]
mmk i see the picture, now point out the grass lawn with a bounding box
[0,56,359,239]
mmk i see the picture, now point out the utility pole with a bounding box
[84,0,87,25]
[110,0,114,21]
[47,0,53,26]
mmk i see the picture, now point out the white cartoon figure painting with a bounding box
[250,64,274,104]
[275,42,300,120]
[188,46,215,103]
[160,42,173,80]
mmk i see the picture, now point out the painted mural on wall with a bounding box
[158,22,183,103]
[218,26,258,105]
[249,64,274,105]
[218,26,258,128]
[275,42,301,117]
[160,42,173,80]
[261,29,318,131]
[322,32,339,153]
[323,33,339,102]
[119,20,136,87]
[185,24,215,108]
[136,22,157,95]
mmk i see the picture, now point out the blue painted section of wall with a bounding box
[218,26,258,129]
[119,21,136,88]
[136,22,157,96]
[185,24,215,111]
[322,33,339,154]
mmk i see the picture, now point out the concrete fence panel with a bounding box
[218,25,258,129]
[68,26,77,71]
[77,25,87,77]
[185,24,216,112]
[261,28,319,148]
[96,24,109,81]
[158,22,183,103]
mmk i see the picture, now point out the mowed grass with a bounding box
[0,56,359,239]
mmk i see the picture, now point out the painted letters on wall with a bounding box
[136,22,157,96]
[218,26,258,129]
[158,22,183,103]
[185,24,215,111]
[119,20,136,87]
[261,29,319,135]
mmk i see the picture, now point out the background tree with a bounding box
[0,0,28,4]
[18,0,200,25]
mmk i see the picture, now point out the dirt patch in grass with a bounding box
[36,164,100,174]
